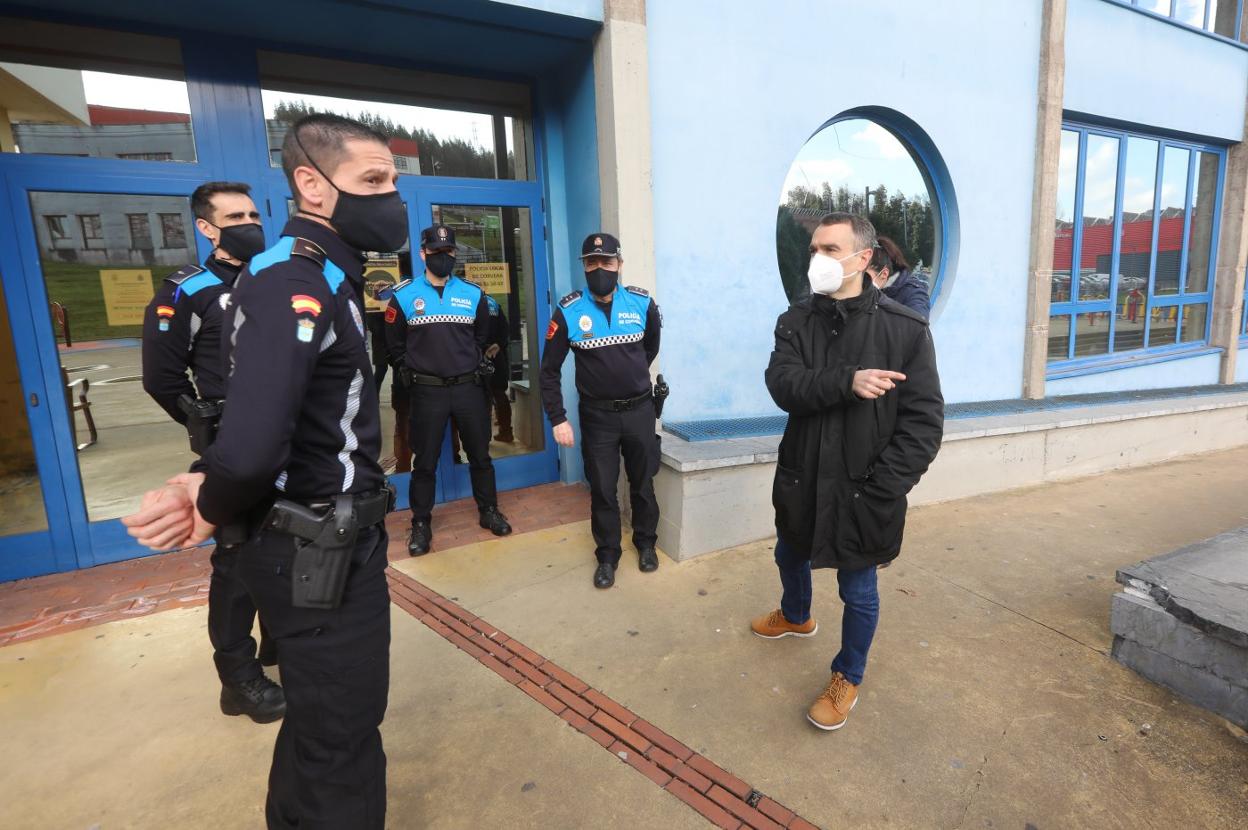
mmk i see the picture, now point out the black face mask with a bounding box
[293,131,409,253]
[585,267,618,298]
[425,251,456,278]
[210,222,266,263]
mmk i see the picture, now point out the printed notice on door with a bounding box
[362,255,402,312]
[100,270,154,326]
[465,262,510,295]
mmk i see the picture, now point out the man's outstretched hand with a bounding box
[122,472,215,551]
[853,369,906,400]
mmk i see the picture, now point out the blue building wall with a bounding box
[646,1,1045,415]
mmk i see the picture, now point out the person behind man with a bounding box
[140,181,284,724]
[485,295,515,443]
[540,233,662,589]
[865,235,930,319]
[124,113,402,828]
[751,212,943,731]
[384,224,512,555]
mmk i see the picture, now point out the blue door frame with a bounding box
[0,40,558,581]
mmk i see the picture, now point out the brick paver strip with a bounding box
[385,568,821,829]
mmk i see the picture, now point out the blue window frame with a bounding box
[1111,0,1246,43]
[1048,122,1226,378]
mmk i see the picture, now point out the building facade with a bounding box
[1,0,1245,580]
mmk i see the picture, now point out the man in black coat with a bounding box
[751,212,943,732]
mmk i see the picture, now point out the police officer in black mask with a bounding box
[140,181,284,724]
[126,114,403,828]
[540,233,663,589]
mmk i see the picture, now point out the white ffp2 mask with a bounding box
[807,250,866,296]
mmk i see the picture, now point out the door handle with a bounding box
[30,392,39,407]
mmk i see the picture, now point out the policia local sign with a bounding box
[465,262,510,295]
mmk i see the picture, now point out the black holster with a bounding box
[653,374,670,418]
[267,495,358,610]
[178,394,224,456]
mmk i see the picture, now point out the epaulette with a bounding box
[164,264,204,285]
[625,285,649,297]
[775,319,797,341]
[392,278,412,291]
[291,237,326,267]
[559,290,582,308]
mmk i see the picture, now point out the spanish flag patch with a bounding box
[291,294,322,316]
[156,306,176,318]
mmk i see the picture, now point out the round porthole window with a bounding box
[776,108,956,314]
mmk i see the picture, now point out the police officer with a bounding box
[125,113,402,828]
[384,224,513,555]
[140,181,284,724]
[540,233,662,589]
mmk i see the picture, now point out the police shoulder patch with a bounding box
[393,278,412,291]
[625,285,649,297]
[164,264,204,286]
[559,290,582,308]
[290,237,327,267]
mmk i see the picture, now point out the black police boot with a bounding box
[479,507,512,537]
[257,635,278,667]
[593,561,616,589]
[638,546,659,573]
[220,674,285,724]
[408,521,432,556]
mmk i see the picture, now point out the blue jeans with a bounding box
[774,537,879,686]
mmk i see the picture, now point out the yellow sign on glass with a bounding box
[99,270,154,326]
[465,262,510,295]
[362,255,402,312]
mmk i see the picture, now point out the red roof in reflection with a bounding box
[1054,215,1185,269]
[87,104,191,125]
[388,137,420,157]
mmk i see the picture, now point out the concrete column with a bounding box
[1209,3,1248,383]
[592,0,657,300]
[1021,0,1067,400]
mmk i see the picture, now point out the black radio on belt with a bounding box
[177,394,225,456]
[653,374,670,418]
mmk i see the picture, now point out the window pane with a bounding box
[1180,303,1208,343]
[1052,130,1079,303]
[1155,146,1190,296]
[776,117,940,302]
[0,19,194,162]
[1209,0,1239,37]
[0,277,49,536]
[30,191,198,522]
[1137,0,1173,13]
[1073,311,1110,357]
[1048,314,1071,361]
[1184,152,1218,295]
[1148,305,1179,347]
[1078,135,1119,301]
[1115,137,1158,353]
[1172,0,1207,27]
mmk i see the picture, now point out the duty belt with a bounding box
[580,390,653,412]
[410,370,479,387]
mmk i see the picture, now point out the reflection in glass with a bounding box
[1136,0,1173,13]
[1155,146,1190,296]
[431,204,543,459]
[1048,315,1071,361]
[1180,303,1209,343]
[1114,137,1158,353]
[1073,311,1111,358]
[1077,135,1119,302]
[262,88,524,181]
[1208,0,1239,37]
[1184,152,1218,295]
[1172,0,1206,27]
[1051,130,1079,303]
[30,191,198,522]
[0,279,49,537]
[0,63,195,161]
[1148,304,1179,347]
[776,117,938,301]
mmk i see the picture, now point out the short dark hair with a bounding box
[869,235,911,275]
[818,212,877,251]
[190,181,252,222]
[282,114,389,206]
